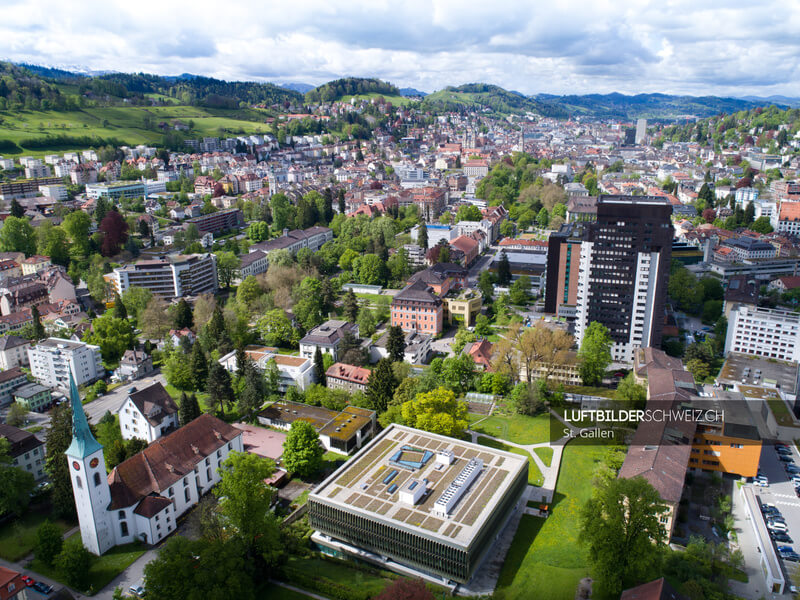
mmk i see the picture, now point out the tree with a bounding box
[0,438,35,516]
[257,309,294,347]
[578,322,612,386]
[5,402,28,427]
[387,325,406,362]
[63,210,92,257]
[206,306,232,355]
[337,188,346,214]
[144,537,256,600]
[173,298,194,329]
[238,362,265,422]
[36,519,64,566]
[357,307,376,337]
[282,421,324,479]
[366,358,396,413]
[615,374,646,409]
[141,296,172,339]
[55,538,93,590]
[497,250,512,285]
[343,289,359,322]
[456,204,482,222]
[45,404,75,518]
[580,476,666,597]
[751,216,773,233]
[744,201,755,224]
[0,216,36,256]
[374,579,434,600]
[418,222,428,250]
[236,276,262,312]
[313,347,326,386]
[509,276,531,305]
[189,343,208,391]
[99,209,129,257]
[207,361,234,415]
[85,314,135,363]
[401,387,468,438]
[164,350,194,391]
[27,304,44,341]
[121,287,152,325]
[9,199,25,218]
[478,270,495,300]
[215,251,240,288]
[113,293,128,320]
[440,353,476,394]
[292,277,325,330]
[214,451,280,559]
[179,392,202,426]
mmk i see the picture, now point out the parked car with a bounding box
[130,579,146,597]
[31,581,53,595]
[768,515,787,524]
[763,507,782,517]
[785,464,800,474]
[754,476,769,487]
[780,550,800,562]
[768,520,789,532]
[777,447,792,455]
[20,576,34,587]
[779,454,795,463]
[771,532,793,543]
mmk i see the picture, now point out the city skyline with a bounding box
[2,0,800,98]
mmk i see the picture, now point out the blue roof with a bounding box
[65,373,103,458]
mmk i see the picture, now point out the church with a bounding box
[66,376,243,555]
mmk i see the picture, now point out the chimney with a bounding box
[283,228,289,237]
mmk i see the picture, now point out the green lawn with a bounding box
[477,436,543,486]
[164,383,211,412]
[28,534,146,595]
[494,437,610,600]
[469,413,551,445]
[534,446,554,467]
[0,512,74,562]
[768,398,795,427]
[281,556,395,599]
[562,385,617,399]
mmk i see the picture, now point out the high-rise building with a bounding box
[547,196,672,364]
[110,253,218,298]
[635,118,648,144]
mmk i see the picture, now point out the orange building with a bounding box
[689,402,762,478]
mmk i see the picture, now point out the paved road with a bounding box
[467,252,494,284]
[84,372,166,424]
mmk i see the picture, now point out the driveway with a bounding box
[84,372,166,424]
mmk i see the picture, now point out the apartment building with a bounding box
[772,201,800,236]
[250,226,333,256]
[27,338,103,390]
[299,320,360,361]
[0,177,64,201]
[326,362,371,393]
[725,305,800,362]
[563,196,672,364]
[218,347,314,391]
[110,253,217,298]
[0,336,30,370]
[0,368,29,407]
[0,424,46,481]
[12,382,51,413]
[186,208,244,234]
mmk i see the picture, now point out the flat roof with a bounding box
[718,352,798,395]
[310,424,528,548]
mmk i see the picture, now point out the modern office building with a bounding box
[548,196,673,363]
[27,338,103,390]
[725,304,800,362]
[308,424,528,584]
[110,253,217,298]
[634,118,647,144]
[85,181,146,200]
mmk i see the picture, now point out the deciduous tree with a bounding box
[401,387,468,437]
[578,322,612,386]
[282,421,324,479]
[99,209,129,257]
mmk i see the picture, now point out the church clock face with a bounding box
[72,461,81,471]
[90,458,99,468]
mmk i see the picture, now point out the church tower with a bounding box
[65,374,114,555]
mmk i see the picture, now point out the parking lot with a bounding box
[754,441,800,579]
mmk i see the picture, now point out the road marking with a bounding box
[774,500,800,508]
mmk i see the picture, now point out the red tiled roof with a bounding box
[326,362,371,384]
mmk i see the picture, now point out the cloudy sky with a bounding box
[2,0,800,97]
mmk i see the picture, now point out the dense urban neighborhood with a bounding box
[3,61,800,600]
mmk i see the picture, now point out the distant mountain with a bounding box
[737,95,800,109]
[533,92,783,120]
[276,82,314,94]
[422,83,568,118]
[399,87,427,97]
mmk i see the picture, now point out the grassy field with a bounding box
[164,383,211,412]
[28,533,146,594]
[562,385,617,399]
[534,446,554,467]
[494,437,610,600]
[281,556,395,598]
[469,413,551,445]
[0,512,74,562]
[0,105,274,156]
[338,93,417,107]
[477,436,543,486]
[768,398,796,427]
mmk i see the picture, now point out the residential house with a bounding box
[326,363,371,393]
[0,368,28,407]
[117,349,154,381]
[12,383,51,413]
[119,383,179,443]
[0,423,46,481]
[0,336,30,370]
[299,320,360,361]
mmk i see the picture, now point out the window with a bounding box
[76,476,82,489]
[118,510,126,519]
[120,521,129,537]
[184,488,190,503]
[93,472,101,487]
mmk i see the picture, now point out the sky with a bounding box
[2,0,800,98]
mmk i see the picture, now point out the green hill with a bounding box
[420,84,568,118]
[305,78,400,104]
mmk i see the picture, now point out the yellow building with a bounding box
[689,401,762,478]
[443,289,482,327]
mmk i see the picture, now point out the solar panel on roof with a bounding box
[388,483,398,493]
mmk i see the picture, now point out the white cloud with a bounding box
[0,0,799,97]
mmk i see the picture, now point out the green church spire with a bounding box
[65,373,103,458]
